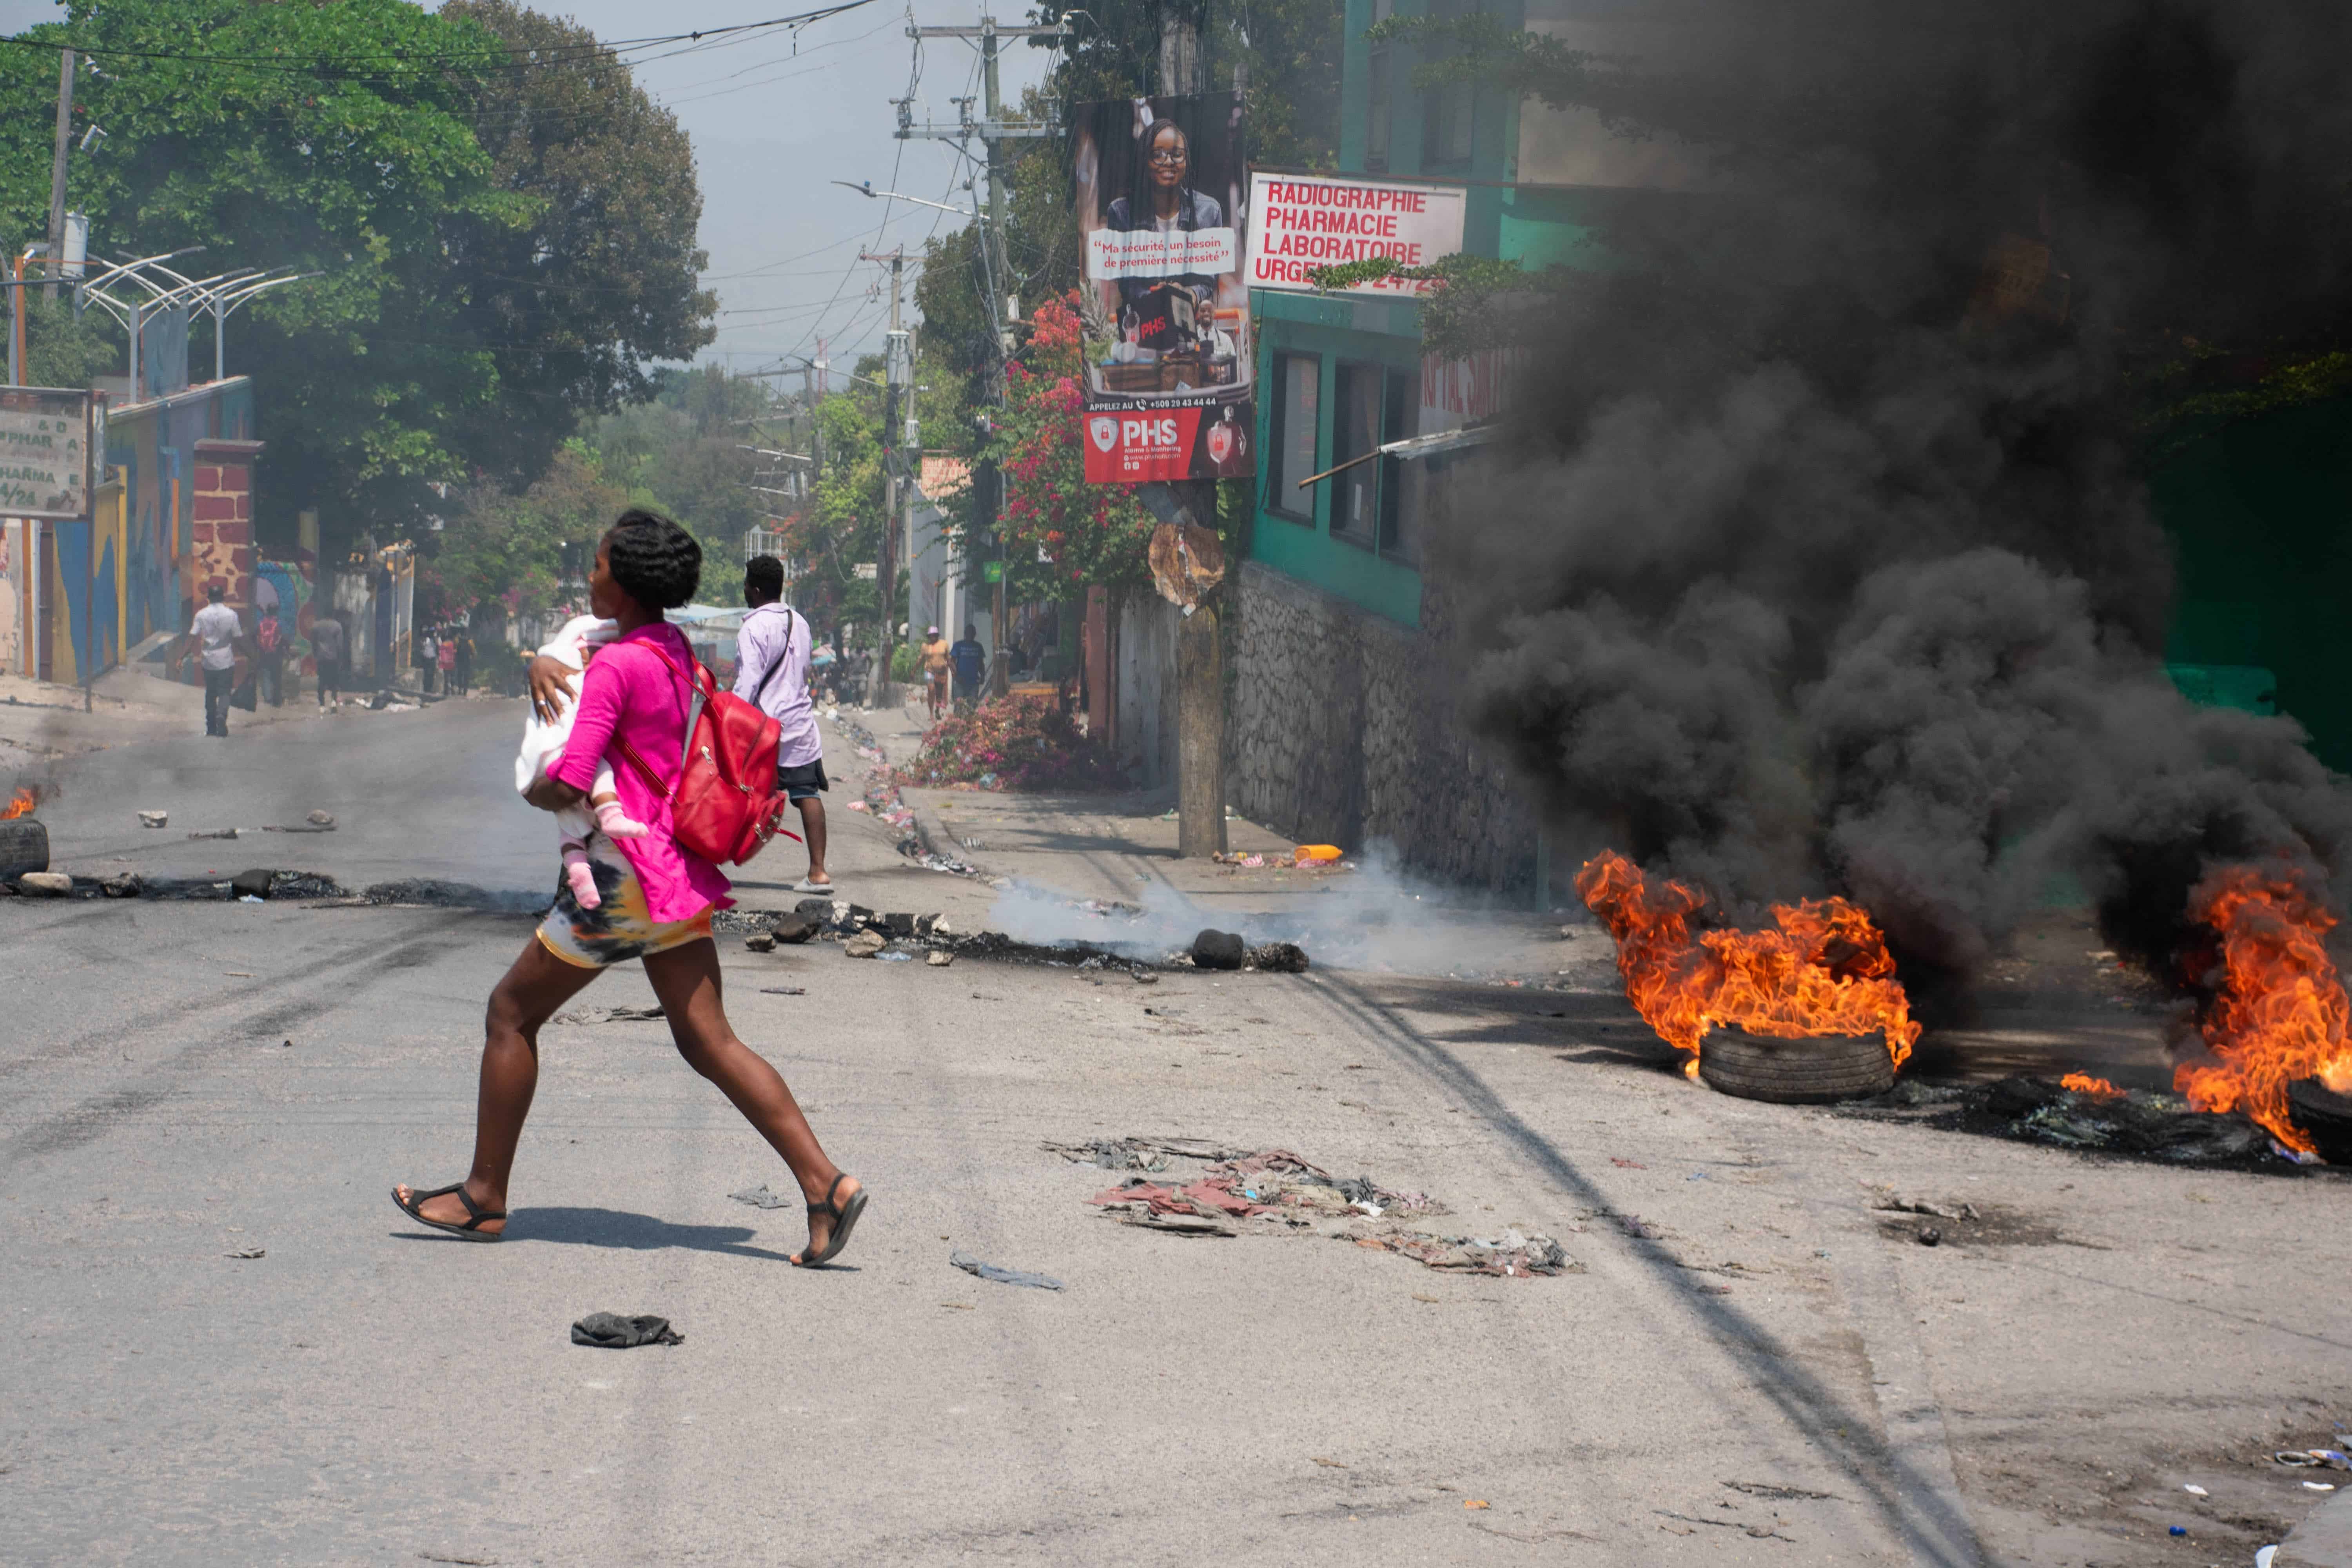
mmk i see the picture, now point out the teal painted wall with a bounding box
[1250,290,1428,626]
[2152,397,2352,770]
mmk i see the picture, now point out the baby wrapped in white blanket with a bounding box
[516,614,646,909]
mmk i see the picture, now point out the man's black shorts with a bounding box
[777,758,828,802]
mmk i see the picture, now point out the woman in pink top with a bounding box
[394,510,867,1267]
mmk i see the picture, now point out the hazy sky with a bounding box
[0,0,1054,375]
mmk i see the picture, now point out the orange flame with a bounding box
[2172,863,2352,1154]
[0,786,36,820]
[1575,851,1921,1075]
[2060,1072,2123,1099]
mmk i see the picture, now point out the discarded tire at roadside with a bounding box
[2287,1079,2352,1165]
[1696,1028,1895,1104]
[0,817,49,879]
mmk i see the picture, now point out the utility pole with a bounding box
[864,248,907,708]
[43,49,76,303]
[901,12,1064,697]
[1146,9,1230,858]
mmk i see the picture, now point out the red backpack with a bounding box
[618,640,800,865]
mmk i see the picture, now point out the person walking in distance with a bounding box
[310,611,346,708]
[183,583,242,737]
[452,628,475,696]
[919,624,951,722]
[392,511,866,1266]
[949,622,987,713]
[437,632,456,695]
[737,555,834,894]
[254,603,285,706]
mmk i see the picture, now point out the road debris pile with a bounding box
[825,709,982,877]
[1069,1140,1573,1277]
[891,692,1125,793]
[1852,1076,2287,1167]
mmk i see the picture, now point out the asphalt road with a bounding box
[4,700,2350,1566]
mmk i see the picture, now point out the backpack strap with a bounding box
[746,606,794,708]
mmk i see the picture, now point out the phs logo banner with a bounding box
[1083,409,1206,483]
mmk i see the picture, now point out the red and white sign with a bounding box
[1084,225,1239,281]
[1083,407,1206,484]
[1245,173,1468,295]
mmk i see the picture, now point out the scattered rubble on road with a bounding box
[15,871,70,896]
[186,827,239,840]
[1846,1075,2299,1169]
[137,810,167,829]
[1073,1140,1575,1278]
[843,929,887,958]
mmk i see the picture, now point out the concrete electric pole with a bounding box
[865,248,907,708]
[43,49,76,304]
[1151,7,1230,859]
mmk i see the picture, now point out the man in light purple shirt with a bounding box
[736,556,833,892]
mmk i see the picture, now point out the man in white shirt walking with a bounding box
[183,583,244,738]
[734,555,833,893]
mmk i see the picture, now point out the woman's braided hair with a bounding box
[603,508,702,611]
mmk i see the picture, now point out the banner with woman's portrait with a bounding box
[1072,93,1255,484]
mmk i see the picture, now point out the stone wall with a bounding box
[1230,558,1541,891]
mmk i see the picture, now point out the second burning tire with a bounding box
[1696,1027,1896,1104]
[2287,1078,2352,1165]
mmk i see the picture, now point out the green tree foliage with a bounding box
[784,385,889,635]
[431,438,626,619]
[0,0,712,550]
[442,0,716,482]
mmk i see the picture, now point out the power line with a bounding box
[0,1,884,78]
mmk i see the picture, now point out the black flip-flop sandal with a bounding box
[794,1174,867,1267]
[391,1181,506,1242]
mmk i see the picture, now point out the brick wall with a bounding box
[191,438,262,610]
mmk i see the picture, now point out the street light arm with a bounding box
[830,179,973,219]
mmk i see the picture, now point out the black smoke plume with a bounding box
[1449,1,2352,991]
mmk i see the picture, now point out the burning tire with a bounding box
[1697,1028,1895,1104]
[2287,1079,2352,1165]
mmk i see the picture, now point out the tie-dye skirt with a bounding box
[535,837,713,969]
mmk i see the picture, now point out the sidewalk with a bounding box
[0,664,332,763]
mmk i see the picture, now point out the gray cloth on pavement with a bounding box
[571,1312,684,1348]
[949,1249,1063,1291]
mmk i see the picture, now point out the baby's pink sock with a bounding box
[593,797,648,839]
[562,844,601,910]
